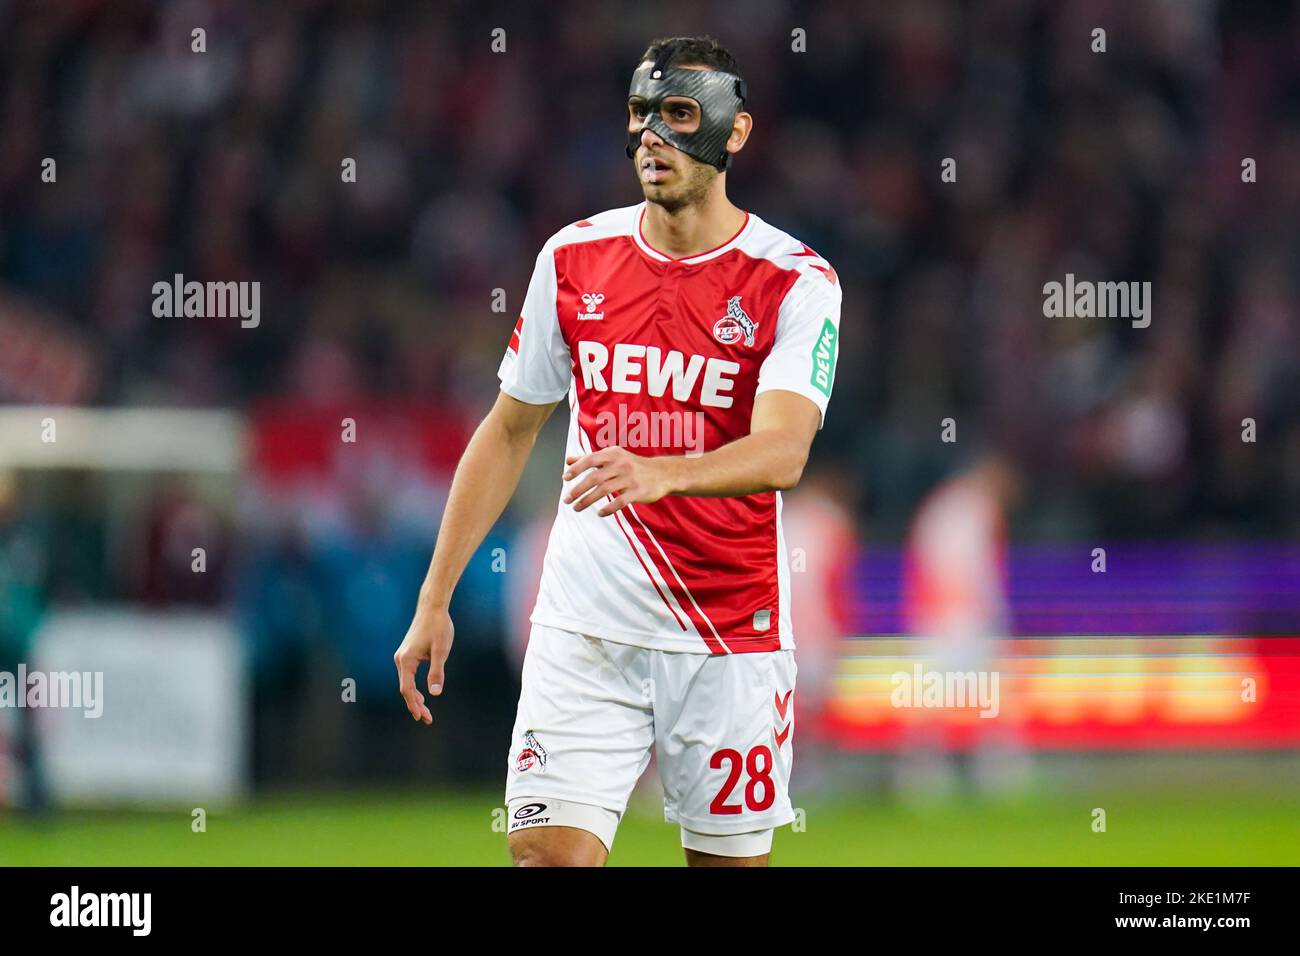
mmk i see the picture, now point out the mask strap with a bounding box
[650,41,679,79]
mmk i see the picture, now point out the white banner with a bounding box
[27,608,247,806]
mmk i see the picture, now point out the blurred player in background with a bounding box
[779,465,858,740]
[395,35,842,866]
[898,450,1030,796]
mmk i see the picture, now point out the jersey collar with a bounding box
[632,202,752,265]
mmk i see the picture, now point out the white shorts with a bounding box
[505,623,796,856]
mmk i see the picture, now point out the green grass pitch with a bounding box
[3,788,1297,866]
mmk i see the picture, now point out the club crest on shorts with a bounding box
[713,295,757,346]
[515,729,548,773]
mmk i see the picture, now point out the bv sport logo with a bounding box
[509,802,551,831]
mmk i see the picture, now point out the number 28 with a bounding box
[709,746,775,814]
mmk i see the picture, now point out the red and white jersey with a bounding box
[498,202,842,654]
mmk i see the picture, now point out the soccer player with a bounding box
[394,35,842,866]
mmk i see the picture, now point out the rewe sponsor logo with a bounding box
[890,664,1000,718]
[577,341,740,409]
[1042,273,1151,328]
[152,273,261,328]
[50,886,151,936]
[593,405,705,456]
[0,666,103,718]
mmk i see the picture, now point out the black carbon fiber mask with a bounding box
[625,61,747,171]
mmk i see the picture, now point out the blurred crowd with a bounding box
[3,0,1298,541]
[3,0,1300,793]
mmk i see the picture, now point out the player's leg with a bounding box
[683,849,768,866]
[680,816,773,867]
[682,835,770,867]
[503,624,655,866]
[653,646,797,868]
[507,812,613,867]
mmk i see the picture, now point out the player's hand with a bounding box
[563,447,676,518]
[394,604,454,725]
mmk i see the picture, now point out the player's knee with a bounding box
[681,826,774,865]
[508,828,606,867]
[684,847,769,867]
[509,833,570,867]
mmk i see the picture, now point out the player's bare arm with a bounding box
[563,389,822,517]
[394,391,558,724]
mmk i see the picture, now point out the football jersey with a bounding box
[498,201,842,654]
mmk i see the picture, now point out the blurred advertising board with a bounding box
[823,635,1300,751]
[23,609,246,806]
[821,543,1300,750]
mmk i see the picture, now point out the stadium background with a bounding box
[1,0,1298,865]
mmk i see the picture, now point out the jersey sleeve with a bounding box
[497,243,572,404]
[755,264,843,428]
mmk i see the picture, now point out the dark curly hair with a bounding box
[637,35,743,83]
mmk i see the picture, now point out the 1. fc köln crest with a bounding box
[713,295,758,347]
[515,730,548,773]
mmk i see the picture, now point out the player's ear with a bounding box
[726,111,753,157]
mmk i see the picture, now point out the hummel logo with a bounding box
[578,292,605,321]
[774,689,793,747]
